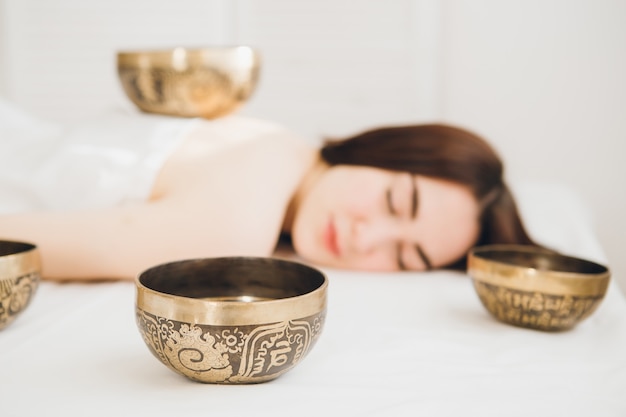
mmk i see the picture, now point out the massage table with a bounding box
[2,181,626,416]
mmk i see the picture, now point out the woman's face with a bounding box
[290,165,481,271]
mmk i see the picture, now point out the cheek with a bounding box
[289,190,326,257]
[330,180,382,214]
[290,179,379,260]
[419,207,480,266]
[307,175,379,216]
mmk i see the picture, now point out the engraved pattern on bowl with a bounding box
[117,46,261,119]
[135,257,327,384]
[0,241,41,330]
[468,244,610,331]
[472,281,605,331]
[136,309,325,384]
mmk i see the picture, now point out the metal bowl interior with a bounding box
[467,244,610,331]
[136,256,326,325]
[471,245,608,274]
[116,46,261,119]
[135,257,327,383]
[138,256,324,299]
[0,240,41,330]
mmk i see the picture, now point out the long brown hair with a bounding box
[320,124,537,269]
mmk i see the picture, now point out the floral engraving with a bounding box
[136,308,325,383]
[0,272,40,330]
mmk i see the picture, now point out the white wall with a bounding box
[441,0,626,293]
[1,0,237,123]
[0,0,440,134]
[1,0,624,293]
[235,0,442,138]
[0,0,6,96]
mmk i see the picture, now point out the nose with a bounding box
[350,217,401,254]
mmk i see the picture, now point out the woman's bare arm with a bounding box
[0,201,203,280]
[0,196,274,281]
[1,124,316,281]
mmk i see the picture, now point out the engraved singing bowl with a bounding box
[0,240,41,330]
[135,257,327,384]
[117,46,261,119]
[467,245,610,331]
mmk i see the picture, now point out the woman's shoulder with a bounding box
[175,115,315,164]
[191,115,305,142]
[148,116,318,257]
[151,115,317,199]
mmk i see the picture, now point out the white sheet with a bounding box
[0,99,196,212]
[2,182,626,417]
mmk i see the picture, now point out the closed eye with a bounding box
[386,188,397,215]
[388,189,406,270]
[396,243,407,270]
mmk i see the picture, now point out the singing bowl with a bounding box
[0,240,41,330]
[117,46,261,119]
[468,245,610,331]
[135,257,327,384]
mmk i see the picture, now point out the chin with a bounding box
[291,229,325,264]
[305,256,353,271]
[292,247,332,269]
[296,251,327,267]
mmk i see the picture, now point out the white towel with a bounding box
[0,98,198,213]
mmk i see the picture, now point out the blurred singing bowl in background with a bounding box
[468,245,610,331]
[135,257,327,384]
[0,240,41,330]
[117,46,261,119]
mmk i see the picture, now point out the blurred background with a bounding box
[1,0,624,294]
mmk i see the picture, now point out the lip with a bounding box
[324,217,341,257]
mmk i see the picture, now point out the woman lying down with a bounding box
[0,98,536,281]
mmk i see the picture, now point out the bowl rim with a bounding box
[117,44,259,54]
[469,244,609,275]
[0,240,40,280]
[467,244,610,296]
[135,256,328,326]
[116,45,261,64]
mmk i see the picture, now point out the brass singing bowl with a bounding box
[135,257,327,384]
[467,245,610,331]
[117,46,261,119]
[0,240,41,330]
